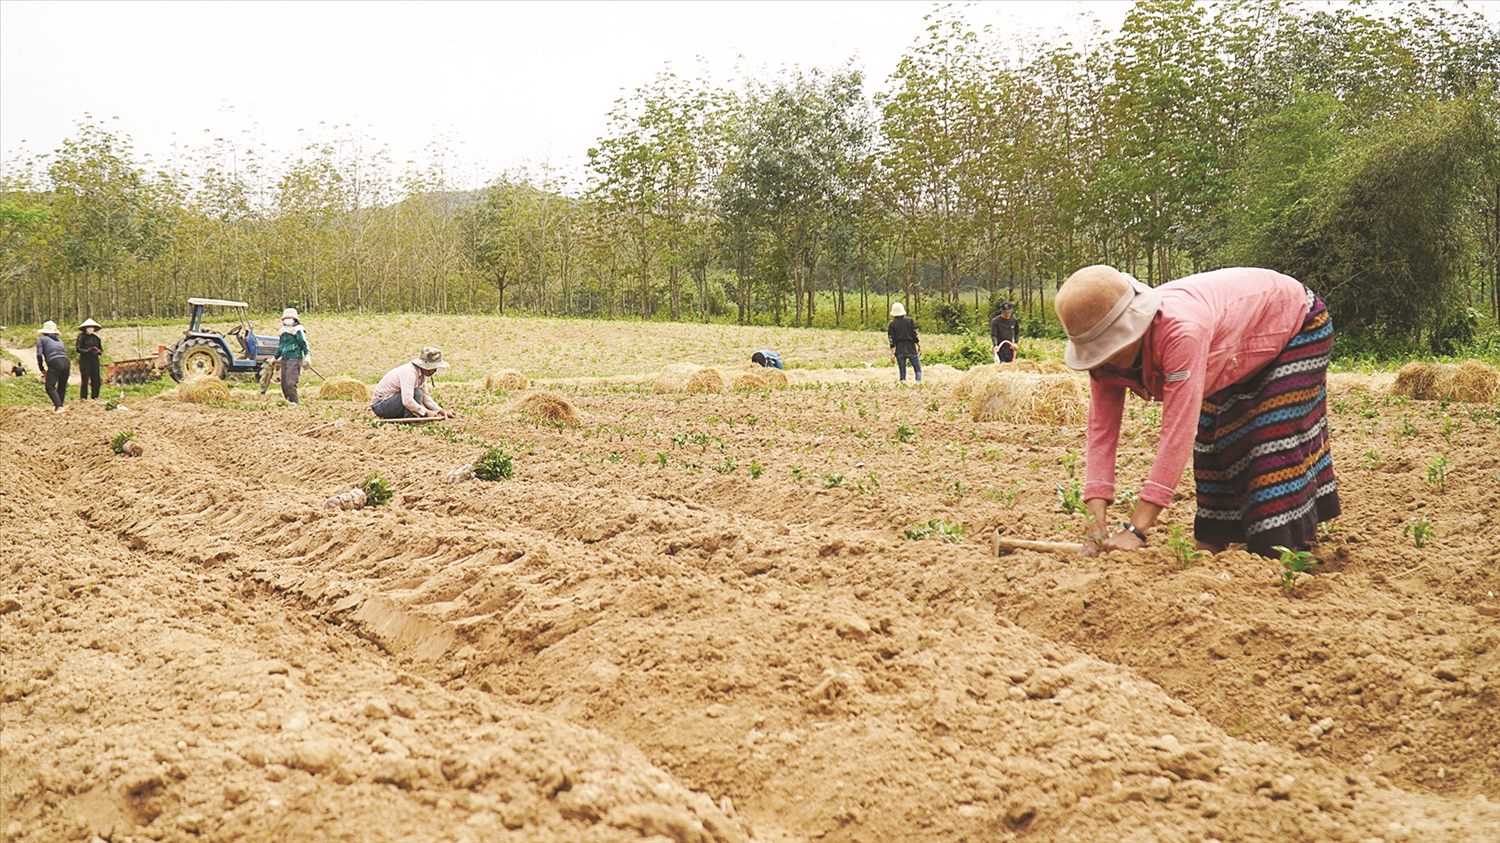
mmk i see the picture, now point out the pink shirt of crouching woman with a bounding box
[1056,265,1341,559]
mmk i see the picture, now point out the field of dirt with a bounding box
[3,344,1499,842]
[69,312,975,381]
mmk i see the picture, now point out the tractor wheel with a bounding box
[171,338,231,381]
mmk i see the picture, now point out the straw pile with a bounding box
[653,362,704,393]
[970,372,1085,424]
[1391,360,1499,403]
[728,369,769,391]
[953,364,1004,401]
[685,367,726,393]
[515,391,580,426]
[317,376,371,401]
[178,375,230,404]
[760,367,788,387]
[485,369,529,391]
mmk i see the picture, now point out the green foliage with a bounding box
[1425,456,1451,493]
[1165,526,1203,570]
[1232,97,1496,341]
[1054,480,1084,515]
[359,472,394,507]
[894,422,916,443]
[748,459,764,480]
[1403,511,1435,548]
[922,328,992,370]
[1273,545,1318,595]
[108,430,135,454]
[821,473,845,489]
[927,300,972,334]
[903,519,966,544]
[473,446,515,481]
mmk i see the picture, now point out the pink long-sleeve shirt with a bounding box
[371,363,442,416]
[1085,267,1311,509]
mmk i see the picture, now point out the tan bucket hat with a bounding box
[282,308,299,320]
[412,346,450,370]
[1056,265,1162,370]
[38,320,59,335]
[889,302,907,318]
[79,318,101,330]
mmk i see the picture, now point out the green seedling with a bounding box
[854,472,881,496]
[943,475,965,502]
[1403,511,1435,548]
[895,422,916,443]
[714,456,739,474]
[1362,448,1383,470]
[985,479,1024,509]
[822,473,845,489]
[109,430,136,454]
[748,460,764,480]
[1055,480,1084,515]
[903,519,966,545]
[790,465,810,484]
[472,446,514,481]
[1425,456,1450,493]
[1273,545,1318,595]
[1115,488,1139,517]
[656,452,669,468]
[1166,526,1203,570]
[360,472,394,507]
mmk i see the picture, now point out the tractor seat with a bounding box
[236,332,256,360]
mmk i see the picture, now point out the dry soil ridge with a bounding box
[2,370,1497,843]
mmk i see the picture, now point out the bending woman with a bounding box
[1055,265,1340,558]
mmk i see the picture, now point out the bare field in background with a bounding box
[92,313,1036,382]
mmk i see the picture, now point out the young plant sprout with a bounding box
[1165,526,1203,570]
[1403,510,1435,548]
[1425,456,1450,493]
[1273,545,1318,595]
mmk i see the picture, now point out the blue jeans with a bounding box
[371,388,427,419]
[896,353,922,382]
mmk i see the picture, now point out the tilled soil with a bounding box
[2,370,1498,843]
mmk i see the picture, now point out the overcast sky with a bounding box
[2,1,1495,188]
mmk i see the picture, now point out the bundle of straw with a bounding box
[1391,360,1498,403]
[970,372,1085,425]
[317,376,371,401]
[653,362,704,393]
[728,369,770,391]
[485,369,529,391]
[515,391,581,426]
[684,367,725,394]
[178,376,230,404]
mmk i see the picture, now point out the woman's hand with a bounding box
[1101,529,1147,553]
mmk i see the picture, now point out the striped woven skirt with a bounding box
[1193,290,1340,557]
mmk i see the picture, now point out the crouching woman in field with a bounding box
[1056,265,1340,559]
[371,346,455,420]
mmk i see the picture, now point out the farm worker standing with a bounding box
[274,307,310,405]
[76,318,104,400]
[887,302,922,383]
[1057,265,1340,559]
[750,350,783,370]
[990,301,1020,363]
[371,346,455,420]
[35,320,68,413]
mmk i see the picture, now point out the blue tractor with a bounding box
[167,298,276,382]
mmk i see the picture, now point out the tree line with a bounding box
[3,0,1498,353]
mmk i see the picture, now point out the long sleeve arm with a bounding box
[1083,379,1128,503]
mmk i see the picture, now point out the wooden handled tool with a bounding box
[993,531,1085,556]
